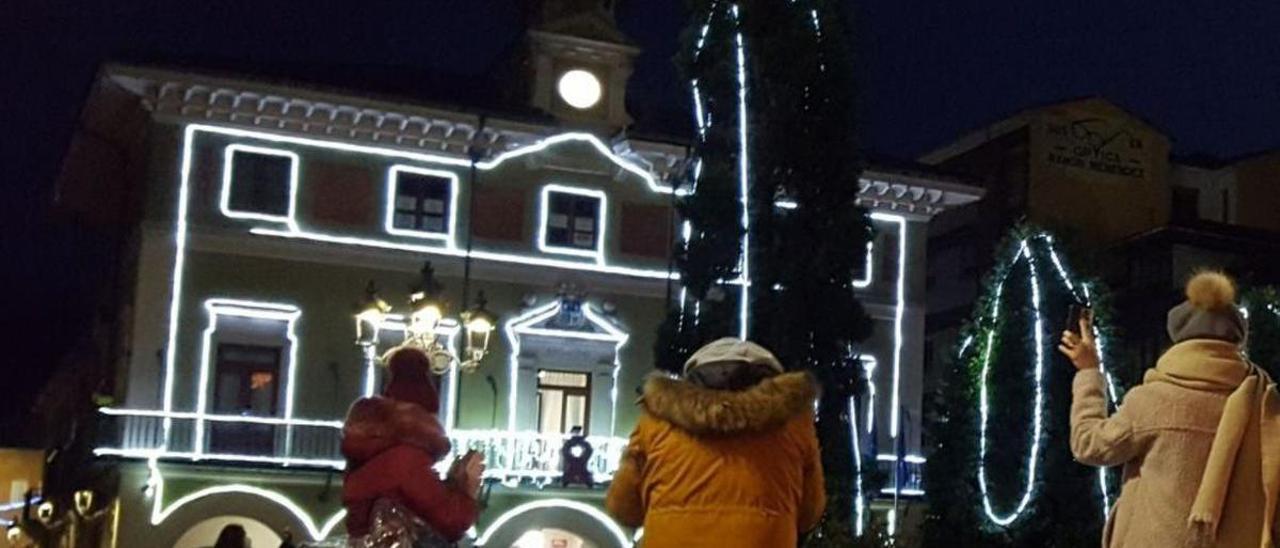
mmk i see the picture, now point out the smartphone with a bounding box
[1066,304,1092,335]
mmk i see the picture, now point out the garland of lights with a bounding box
[966,231,1119,527]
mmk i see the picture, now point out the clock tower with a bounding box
[521,0,639,129]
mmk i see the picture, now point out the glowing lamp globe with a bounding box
[557,70,602,110]
[409,296,443,337]
[355,281,390,346]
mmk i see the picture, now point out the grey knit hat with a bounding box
[1167,271,1248,345]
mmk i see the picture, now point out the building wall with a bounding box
[0,449,42,505]
[1233,150,1280,232]
[1026,100,1172,245]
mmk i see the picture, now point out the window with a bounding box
[209,344,281,455]
[221,145,298,222]
[387,167,456,239]
[540,186,606,258]
[536,370,591,435]
[1172,186,1200,223]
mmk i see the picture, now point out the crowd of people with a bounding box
[234,270,1274,548]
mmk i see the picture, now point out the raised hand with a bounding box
[1058,314,1100,371]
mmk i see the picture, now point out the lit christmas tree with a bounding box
[924,225,1124,546]
[656,0,878,543]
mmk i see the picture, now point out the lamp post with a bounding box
[355,261,495,384]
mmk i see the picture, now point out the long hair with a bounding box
[213,524,248,548]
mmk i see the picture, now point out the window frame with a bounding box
[220,144,300,225]
[538,184,607,263]
[384,165,460,244]
[535,368,593,435]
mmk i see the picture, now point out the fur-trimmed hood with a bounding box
[640,371,819,436]
[342,396,450,466]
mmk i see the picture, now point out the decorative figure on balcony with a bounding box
[560,426,594,488]
[605,338,827,548]
[342,346,484,548]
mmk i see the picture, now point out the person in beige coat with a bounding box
[1060,271,1280,547]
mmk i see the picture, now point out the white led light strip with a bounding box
[975,234,1118,525]
[220,144,300,230]
[192,299,301,461]
[143,457,345,542]
[731,3,752,340]
[977,240,1043,526]
[158,123,677,438]
[383,165,460,246]
[537,184,608,264]
[472,498,632,547]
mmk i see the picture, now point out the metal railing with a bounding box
[96,409,627,485]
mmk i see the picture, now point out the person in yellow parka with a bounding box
[605,338,826,547]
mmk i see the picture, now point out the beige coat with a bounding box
[1071,340,1278,547]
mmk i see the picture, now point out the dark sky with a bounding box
[4,0,1280,443]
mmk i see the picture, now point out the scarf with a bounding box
[1149,340,1280,547]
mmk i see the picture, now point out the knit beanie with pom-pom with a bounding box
[1167,271,1248,345]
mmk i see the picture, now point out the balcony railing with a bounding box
[96,409,627,484]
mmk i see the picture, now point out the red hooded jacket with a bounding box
[341,396,477,540]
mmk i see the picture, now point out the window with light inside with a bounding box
[210,344,281,456]
[545,191,601,250]
[226,150,293,217]
[392,171,452,234]
[536,369,590,434]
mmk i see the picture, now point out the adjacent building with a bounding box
[54,3,980,546]
[922,96,1280,391]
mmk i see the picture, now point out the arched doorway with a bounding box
[174,516,282,548]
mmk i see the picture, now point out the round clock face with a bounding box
[557,69,603,110]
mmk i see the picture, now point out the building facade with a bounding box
[55,6,981,547]
[922,97,1280,396]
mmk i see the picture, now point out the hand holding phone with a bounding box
[1058,305,1099,371]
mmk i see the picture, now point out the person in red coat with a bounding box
[342,347,483,546]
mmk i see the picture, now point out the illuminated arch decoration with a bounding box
[143,457,345,542]
[965,231,1119,526]
[472,498,632,548]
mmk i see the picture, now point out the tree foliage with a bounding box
[924,226,1121,546]
[1243,286,1280,378]
[658,0,875,543]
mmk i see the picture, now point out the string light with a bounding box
[977,240,1042,526]
[143,457,345,541]
[536,184,608,264]
[974,233,1118,526]
[189,299,301,460]
[849,395,866,537]
[731,4,752,340]
[159,124,678,430]
[220,144,300,230]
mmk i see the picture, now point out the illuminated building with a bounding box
[54,2,980,545]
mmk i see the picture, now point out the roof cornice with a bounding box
[100,64,688,183]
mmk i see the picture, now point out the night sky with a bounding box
[4,0,1280,444]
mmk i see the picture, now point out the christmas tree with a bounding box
[1243,286,1280,377]
[924,226,1123,546]
[657,0,875,542]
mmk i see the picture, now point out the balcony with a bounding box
[95,409,627,485]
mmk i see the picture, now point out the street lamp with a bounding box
[356,261,495,377]
[355,281,391,347]
[459,291,497,373]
